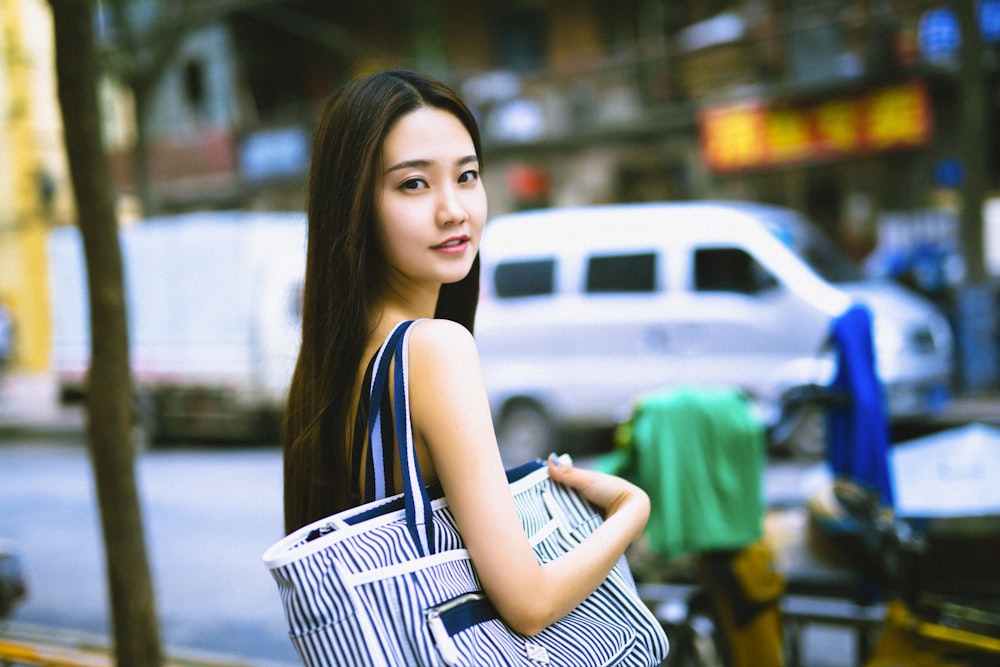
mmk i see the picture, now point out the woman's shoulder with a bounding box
[403,319,481,386]
[407,318,477,359]
[405,319,488,439]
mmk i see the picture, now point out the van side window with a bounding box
[586,252,657,293]
[694,248,778,294]
[494,259,555,298]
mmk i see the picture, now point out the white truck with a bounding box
[48,210,306,443]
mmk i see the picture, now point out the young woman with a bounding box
[283,69,651,637]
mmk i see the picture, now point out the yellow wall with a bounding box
[0,0,72,373]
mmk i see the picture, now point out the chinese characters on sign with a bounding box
[698,82,932,173]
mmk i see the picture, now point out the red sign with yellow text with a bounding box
[698,82,932,173]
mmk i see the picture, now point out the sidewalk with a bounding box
[0,622,285,667]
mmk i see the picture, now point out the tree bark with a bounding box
[48,2,163,665]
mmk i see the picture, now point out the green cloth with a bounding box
[596,386,766,561]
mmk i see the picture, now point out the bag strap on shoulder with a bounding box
[366,321,408,500]
[367,319,435,556]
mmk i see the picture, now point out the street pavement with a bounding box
[1,371,998,666]
[0,372,297,666]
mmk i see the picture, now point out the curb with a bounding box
[0,622,295,667]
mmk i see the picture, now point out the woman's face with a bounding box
[375,106,487,293]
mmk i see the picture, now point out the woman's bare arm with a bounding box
[407,319,650,636]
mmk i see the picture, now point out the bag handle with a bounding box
[367,319,436,556]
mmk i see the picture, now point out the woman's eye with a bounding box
[458,169,479,184]
[401,178,428,190]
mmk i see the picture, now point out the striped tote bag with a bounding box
[263,320,669,666]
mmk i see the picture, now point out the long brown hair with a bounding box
[283,70,483,534]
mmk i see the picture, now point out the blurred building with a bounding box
[93,1,998,270]
[0,0,74,371]
[3,0,999,374]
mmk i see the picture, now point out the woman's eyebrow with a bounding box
[385,154,479,175]
[385,158,430,174]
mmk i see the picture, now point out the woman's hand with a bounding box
[546,454,650,524]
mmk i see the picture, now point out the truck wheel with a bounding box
[132,392,161,450]
[496,401,554,466]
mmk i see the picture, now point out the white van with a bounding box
[475,202,955,462]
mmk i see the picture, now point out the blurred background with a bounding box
[0,0,999,395]
[1,2,1000,665]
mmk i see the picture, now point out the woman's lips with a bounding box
[433,236,470,253]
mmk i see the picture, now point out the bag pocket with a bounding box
[425,592,638,667]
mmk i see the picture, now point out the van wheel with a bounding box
[782,405,826,460]
[496,402,554,466]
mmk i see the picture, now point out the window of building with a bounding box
[491,6,546,71]
[183,59,206,113]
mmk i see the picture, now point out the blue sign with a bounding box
[919,7,961,60]
[934,158,964,188]
[982,0,1000,42]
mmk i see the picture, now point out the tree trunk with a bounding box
[48,2,163,665]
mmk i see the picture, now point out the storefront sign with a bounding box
[698,82,932,173]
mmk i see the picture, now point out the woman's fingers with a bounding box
[547,453,640,512]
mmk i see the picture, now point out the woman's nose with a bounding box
[436,184,468,226]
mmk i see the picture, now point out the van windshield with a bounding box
[761,211,865,284]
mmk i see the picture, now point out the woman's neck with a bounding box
[377,282,440,324]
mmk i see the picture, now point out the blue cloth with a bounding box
[827,304,895,507]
